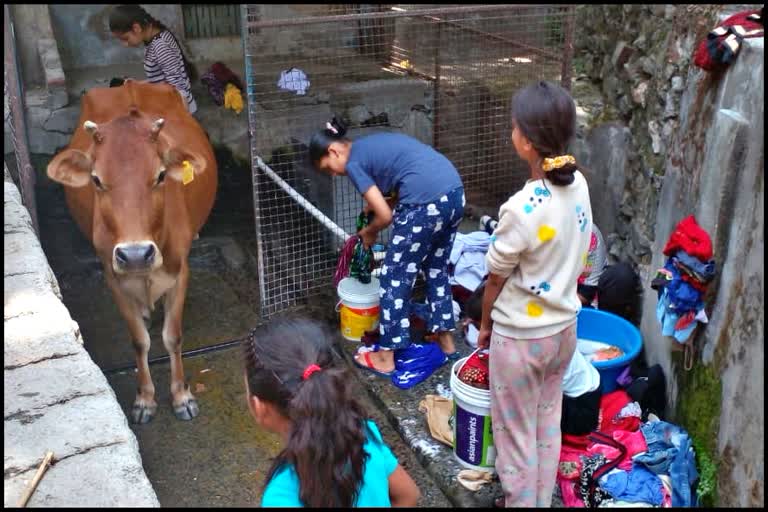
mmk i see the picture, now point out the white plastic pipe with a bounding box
[255,156,351,243]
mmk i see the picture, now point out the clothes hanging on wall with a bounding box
[693,8,763,72]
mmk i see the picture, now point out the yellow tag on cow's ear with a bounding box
[181,160,194,185]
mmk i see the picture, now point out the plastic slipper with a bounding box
[445,351,462,362]
[354,351,395,378]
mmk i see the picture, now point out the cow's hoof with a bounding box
[173,398,199,421]
[131,403,157,424]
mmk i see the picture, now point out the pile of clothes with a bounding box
[449,231,491,306]
[201,62,244,114]
[557,388,699,508]
[651,216,716,344]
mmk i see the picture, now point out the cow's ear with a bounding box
[47,149,93,188]
[163,148,208,183]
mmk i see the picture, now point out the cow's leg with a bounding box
[162,262,199,421]
[104,272,157,424]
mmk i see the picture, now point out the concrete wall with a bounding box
[8,5,54,87]
[640,37,764,508]
[571,5,764,507]
[3,164,159,507]
[49,4,184,70]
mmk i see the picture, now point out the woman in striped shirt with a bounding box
[109,5,198,114]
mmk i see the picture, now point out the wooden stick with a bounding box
[17,451,54,508]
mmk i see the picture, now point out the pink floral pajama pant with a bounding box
[489,323,577,507]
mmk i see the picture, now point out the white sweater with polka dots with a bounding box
[485,171,593,340]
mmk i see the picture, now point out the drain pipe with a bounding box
[102,337,245,375]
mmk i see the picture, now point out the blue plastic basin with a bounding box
[575,308,643,394]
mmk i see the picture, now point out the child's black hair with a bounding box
[242,316,371,507]
[108,5,198,82]
[465,280,485,324]
[511,80,577,186]
[309,116,350,164]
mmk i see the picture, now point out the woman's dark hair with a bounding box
[309,116,350,164]
[109,5,198,82]
[511,80,577,186]
[243,317,371,507]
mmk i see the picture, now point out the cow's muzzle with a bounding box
[113,242,158,272]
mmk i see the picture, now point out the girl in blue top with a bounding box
[310,118,465,376]
[243,317,420,507]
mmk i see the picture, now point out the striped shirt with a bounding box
[144,30,197,114]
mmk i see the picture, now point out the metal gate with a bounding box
[242,4,575,317]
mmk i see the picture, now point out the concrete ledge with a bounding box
[3,166,158,507]
[339,338,503,507]
[37,38,68,110]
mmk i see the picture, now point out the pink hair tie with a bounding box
[325,122,338,135]
[302,364,322,381]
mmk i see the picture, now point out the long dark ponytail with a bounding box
[511,80,578,186]
[243,317,371,507]
[109,5,198,82]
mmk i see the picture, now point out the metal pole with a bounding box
[241,4,270,318]
[254,156,351,243]
[4,4,39,236]
[560,5,576,92]
[433,20,441,149]
[246,4,549,29]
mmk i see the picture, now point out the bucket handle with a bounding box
[334,300,343,312]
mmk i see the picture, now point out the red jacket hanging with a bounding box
[662,215,713,261]
[693,8,763,72]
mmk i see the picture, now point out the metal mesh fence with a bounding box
[243,4,574,317]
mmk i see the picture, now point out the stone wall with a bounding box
[3,164,159,507]
[573,4,724,266]
[571,4,764,507]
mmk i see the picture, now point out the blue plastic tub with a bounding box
[575,308,643,394]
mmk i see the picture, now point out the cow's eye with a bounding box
[92,175,103,189]
[156,170,166,185]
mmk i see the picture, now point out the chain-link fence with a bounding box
[4,4,39,235]
[242,4,575,317]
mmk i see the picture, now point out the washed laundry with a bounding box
[201,62,244,106]
[449,231,491,292]
[634,419,699,507]
[598,466,664,506]
[277,67,310,95]
[693,8,763,72]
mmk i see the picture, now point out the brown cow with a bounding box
[47,81,218,423]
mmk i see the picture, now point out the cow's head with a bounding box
[47,108,208,275]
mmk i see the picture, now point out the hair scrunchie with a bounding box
[542,154,576,172]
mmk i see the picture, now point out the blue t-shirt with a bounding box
[261,420,399,507]
[345,133,463,204]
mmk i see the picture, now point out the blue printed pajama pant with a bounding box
[377,186,465,350]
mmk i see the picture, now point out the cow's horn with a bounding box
[150,118,165,141]
[84,120,103,143]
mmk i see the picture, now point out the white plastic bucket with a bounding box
[336,277,380,341]
[450,352,496,472]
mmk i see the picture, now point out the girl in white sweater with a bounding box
[477,81,592,508]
